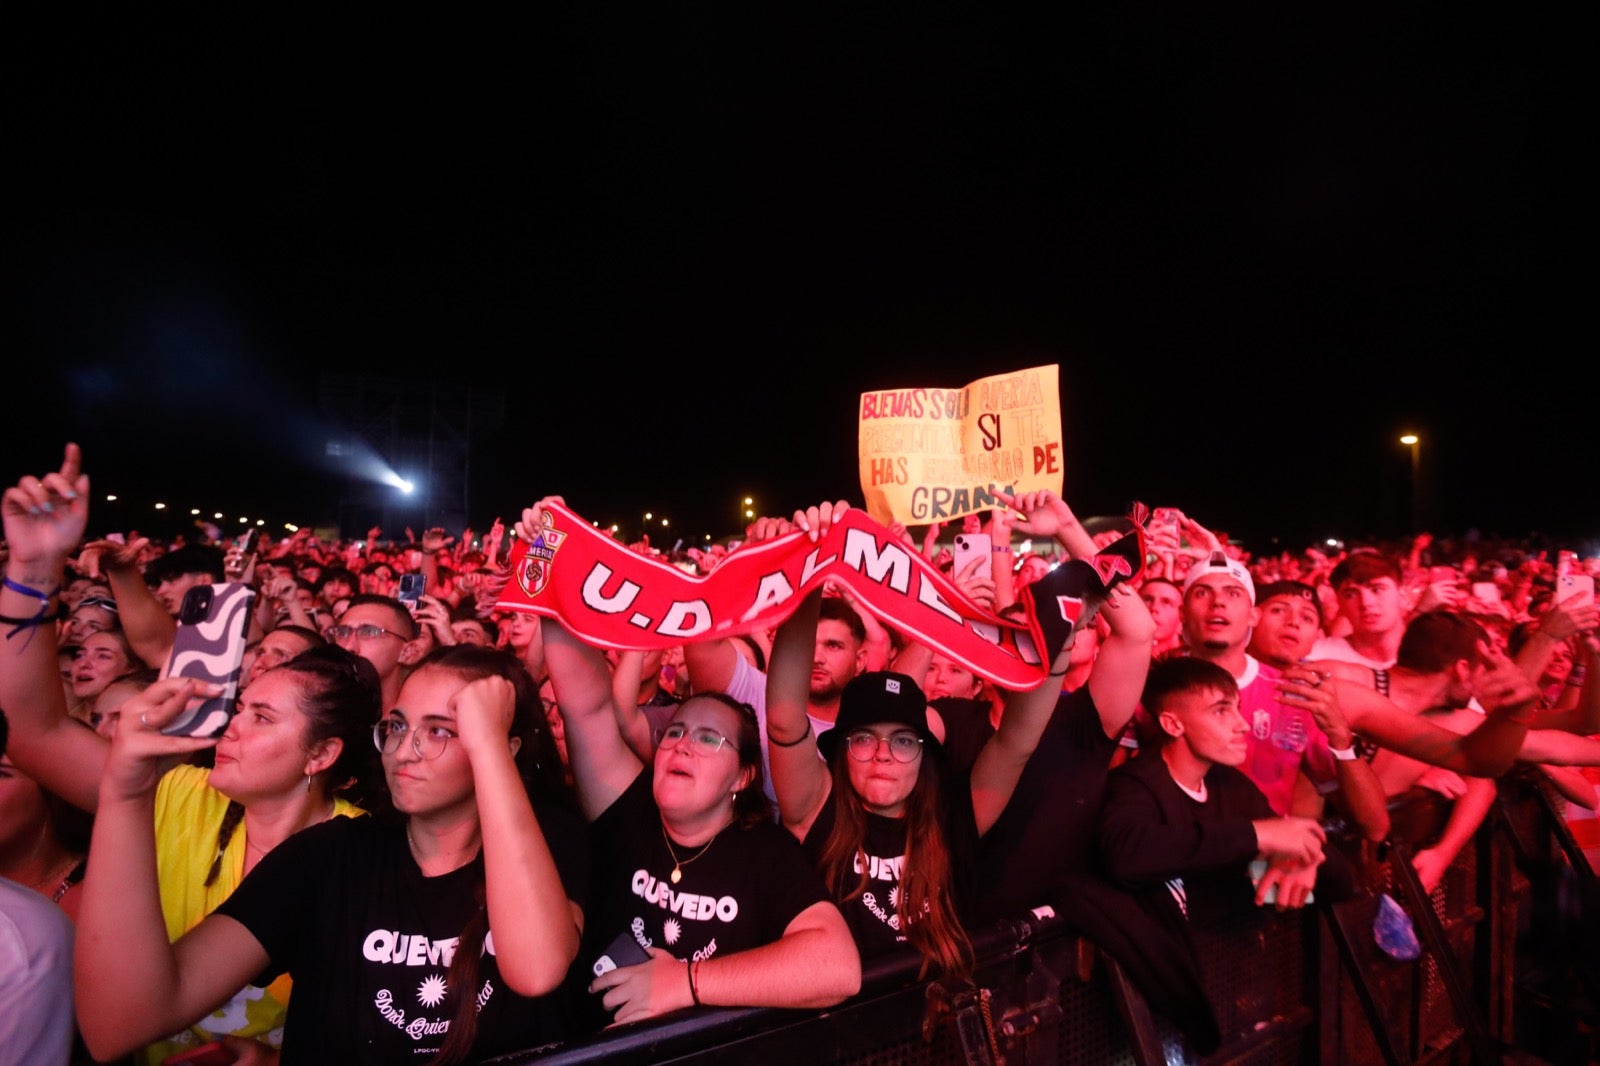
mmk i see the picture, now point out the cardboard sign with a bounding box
[858,364,1063,526]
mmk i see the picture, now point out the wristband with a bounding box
[1329,744,1359,762]
[687,960,701,1006]
[992,546,1013,554]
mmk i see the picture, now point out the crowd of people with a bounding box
[2,441,1597,1065]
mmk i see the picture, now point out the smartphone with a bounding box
[1151,507,1181,541]
[1248,858,1313,907]
[226,528,261,579]
[397,571,426,612]
[952,533,993,581]
[161,583,256,738]
[592,929,652,977]
[161,1041,237,1066]
[1558,572,1596,612]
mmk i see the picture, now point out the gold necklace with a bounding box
[661,824,715,884]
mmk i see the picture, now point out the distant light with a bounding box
[153,502,166,510]
[1400,434,1419,445]
[610,524,619,533]
[213,512,224,520]
[105,494,117,502]
[661,518,669,527]
[396,479,414,495]
[1326,538,1340,547]
[239,517,248,523]
[743,497,753,505]
[284,523,299,532]
[189,508,200,515]
[644,512,653,521]
[744,509,755,519]
[705,534,712,541]
[255,519,265,526]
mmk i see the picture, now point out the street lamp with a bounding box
[1399,433,1421,532]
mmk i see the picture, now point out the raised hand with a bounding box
[2,443,90,567]
[76,536,151,580]
[452,675,518,761]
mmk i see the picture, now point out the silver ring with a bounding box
[140,711,150,727]
[1310,673,1325,688]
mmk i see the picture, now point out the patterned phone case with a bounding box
[161,582,257,738]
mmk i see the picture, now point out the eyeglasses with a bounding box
[845,731,924,763]
[78,596,120,614]
[327,623,407,642]
[373,717,454,760]
[658,722,733,757]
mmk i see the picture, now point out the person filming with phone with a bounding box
[0,444,385,1065]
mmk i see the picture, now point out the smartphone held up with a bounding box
[160,583,256,739]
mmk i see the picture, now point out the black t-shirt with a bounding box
[802,804,911,960]
[973,686,1121,923]
[928,696,995,776]
[583,772,832,982]
[215,809,589,1065]
[800,775,982,961]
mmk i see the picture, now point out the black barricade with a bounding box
[486,775,1595,1065]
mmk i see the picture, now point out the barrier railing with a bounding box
[486,774,1595,1065]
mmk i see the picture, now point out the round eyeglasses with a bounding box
[658,722,732,757]
[844,731,924,763]
[373,717,454,760]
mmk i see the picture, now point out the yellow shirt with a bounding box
[143,764,365,1065]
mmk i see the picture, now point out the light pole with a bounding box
[1399,433,1421,532]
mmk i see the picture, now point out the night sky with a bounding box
[7,9,1595,555]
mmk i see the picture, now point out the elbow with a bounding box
[1362,812,1391,844]
[819,951,862,1005]
[76,1010,143,1063]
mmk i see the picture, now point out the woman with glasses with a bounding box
[75,643,586,1065]
[520,498,860,1028]
[0,445,384,1063]
[759,501,1077,980]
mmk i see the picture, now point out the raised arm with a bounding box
[517,498,643,821]
[75,678,267,1060]
[0,443,111,810]
[1087,584,1156,738]
[1334,644,1543,776]
[455,675,583,995]
[759,504,846,838]
[767,588,832,837]
[611,649,660,765]
[78,535,176,667]
[969,638,1075,835]
[1276,666,1392,843]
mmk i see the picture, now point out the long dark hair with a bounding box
[817,747,972,981]
[413,645,574,1066]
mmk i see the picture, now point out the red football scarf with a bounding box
[495,501,1143,690]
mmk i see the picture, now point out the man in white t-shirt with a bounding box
[1310,551,1406,670]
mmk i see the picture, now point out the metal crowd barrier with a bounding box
[486,773,1597,1065]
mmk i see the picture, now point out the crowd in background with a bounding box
[2,442,1597,1065]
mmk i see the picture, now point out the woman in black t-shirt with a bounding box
[759,501,1075,980]
[75,645,586,1066]
[521,497,861,1028]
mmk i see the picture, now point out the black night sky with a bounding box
[6,8,1595,554]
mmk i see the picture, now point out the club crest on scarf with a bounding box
[515,517,567,598]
